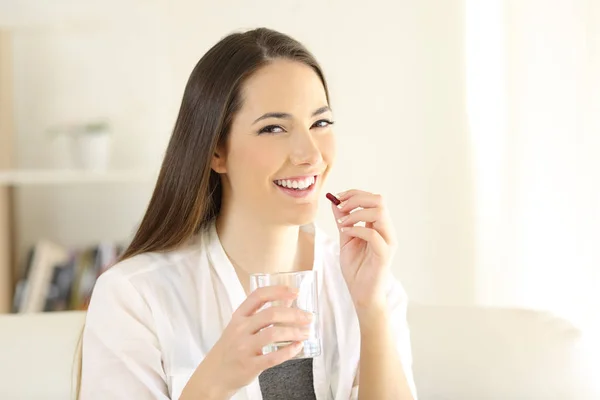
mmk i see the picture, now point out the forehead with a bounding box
[238,59,328,117]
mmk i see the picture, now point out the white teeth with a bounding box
[275,176,316,190]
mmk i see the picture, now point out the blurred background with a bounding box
[0,0,599,399]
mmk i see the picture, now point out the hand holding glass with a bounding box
[250,270,321,359]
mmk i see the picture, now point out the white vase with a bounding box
[70,132,112,172]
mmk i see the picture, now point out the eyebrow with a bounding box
[252,106,331,125]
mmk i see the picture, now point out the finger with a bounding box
[255,341,304,370]
[335,189,372,202]
[337,192,384,214]
[235,286,298,317]
[247,306,313,334]
[252,325,311,353]
[336,207,381,226]
[330,196,347,221]
[331,201,354,248]
[339,226,388,257]
[336,207,394,244]
[330,191,392,245]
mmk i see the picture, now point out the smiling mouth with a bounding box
[273,175,317,191]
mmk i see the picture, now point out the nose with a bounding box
[289,129,323,166]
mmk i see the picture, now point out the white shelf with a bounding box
[0,169,156,185]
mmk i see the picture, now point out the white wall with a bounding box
[10,2,170,259]
[465,0,600,329]
[503,0,599,328]
[6,0,474,306]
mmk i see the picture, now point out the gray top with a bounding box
[259,358,316,400]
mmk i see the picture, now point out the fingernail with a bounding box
[337,201,346,209]
[340,227,349,233]
[304,312,314,322]
[337,215,348,224]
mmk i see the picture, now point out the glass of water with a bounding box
[249,270,321,359]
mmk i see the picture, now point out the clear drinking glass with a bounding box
[249,270,321,359]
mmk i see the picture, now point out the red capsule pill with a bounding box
[326,192,341,206]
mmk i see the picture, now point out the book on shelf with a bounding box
[12,239,126,313]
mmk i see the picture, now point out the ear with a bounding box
[210,146,227,174]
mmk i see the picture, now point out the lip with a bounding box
[273,175,319,199]
[273,174,319,181]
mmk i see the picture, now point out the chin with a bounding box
[280,205,318,227]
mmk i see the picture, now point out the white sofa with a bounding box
[0,304,598,399]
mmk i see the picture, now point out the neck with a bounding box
[215,206,304,276]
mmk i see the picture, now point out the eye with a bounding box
[311,119,335,129]
[258,125,285,135]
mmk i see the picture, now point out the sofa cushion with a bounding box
[407,304,600,400]
[0,311,86,400]
[0,305,598,399]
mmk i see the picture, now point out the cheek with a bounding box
[228,141,283,181]
[319,133,337,164]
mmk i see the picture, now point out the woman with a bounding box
[79,27,418,400]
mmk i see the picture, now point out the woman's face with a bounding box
[214,59,336,226]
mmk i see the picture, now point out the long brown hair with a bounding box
[74,27,330,398]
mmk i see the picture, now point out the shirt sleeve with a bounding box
[350,277,419,400]
[80,267,170,399]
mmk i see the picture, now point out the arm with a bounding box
[80,268,170,399]
[180,360,232,400]
[357,305,415,400]
[356,278,418,400]
[329,190,418,399]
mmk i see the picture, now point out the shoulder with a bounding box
[93,234,207,299]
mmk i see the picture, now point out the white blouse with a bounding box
[80,222,418,400]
